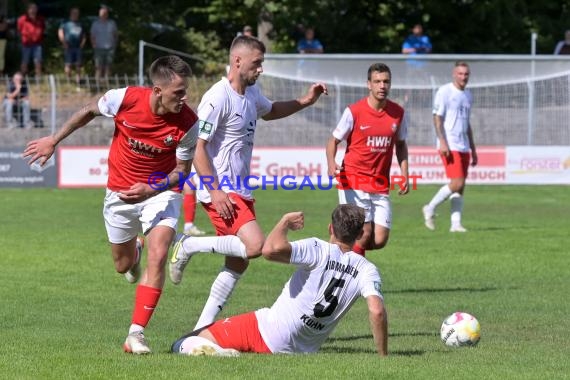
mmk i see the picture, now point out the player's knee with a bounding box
[146,249,168,269]
[449,179,466,193]
[372,231,390,250]
[246,240,264,259]
[113,257,131,274]
[225,257,249,274]
[373,238,389,250]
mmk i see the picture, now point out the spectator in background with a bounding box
[17,3,45,76]
[553,30,570,55]
[0,14,8,76]
[3,72,32,129]
[402,24,432,55]
[90,4,118,84]
[297,27,324,54]
[58,7,86,85]
[242,25,254,37]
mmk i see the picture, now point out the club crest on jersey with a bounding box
[199,120,213,135]
[391,123,398,133]
[374,281,382,293]
[164,135,174,146]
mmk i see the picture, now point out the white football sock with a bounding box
[128,324,144,335]
[193,267,241,330]
[177,335,224,355]
[184,222,194,229]
[427,185,453,211]
[450,193,464,226]
[182,235,247,259]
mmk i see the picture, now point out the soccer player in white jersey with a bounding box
[423,61,478,232]
[170,204,388,356]
[168,35,328,330]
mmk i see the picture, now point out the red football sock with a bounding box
[352,243,366,257]
[183,193,197,223]
[131,285,162,327]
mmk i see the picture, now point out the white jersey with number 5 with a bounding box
[195,78,273,203]
[432,82,473,153]
[255,238,383,353]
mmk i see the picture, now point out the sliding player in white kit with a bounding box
[168,35,328,331]
[170,204,388,356]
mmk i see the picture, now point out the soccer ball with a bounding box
[440,312,481,347]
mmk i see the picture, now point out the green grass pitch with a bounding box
[0,185,568,379]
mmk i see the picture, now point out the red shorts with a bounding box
[441,151,470,179]
[208,311,271,353]
[202,193,256,236]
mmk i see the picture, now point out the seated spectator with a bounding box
[554,30,570,55]
[402,24,432,54]
[3,72,32,129]
[297,27,324,54]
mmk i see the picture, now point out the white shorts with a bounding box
[103,189,182,244]
[338,189,392,229]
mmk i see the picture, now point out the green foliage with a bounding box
[7,0,570,75]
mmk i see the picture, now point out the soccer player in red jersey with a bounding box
[326,63,409,257]
[24,55,199,354]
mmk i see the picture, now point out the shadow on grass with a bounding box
[321,345,425,356]
[329,332,437,343]
[386,286,498,294]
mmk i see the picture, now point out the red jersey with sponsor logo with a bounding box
[104,87,198,191]
[336,98,405,194]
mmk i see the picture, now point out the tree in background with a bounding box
[5,0,570,75]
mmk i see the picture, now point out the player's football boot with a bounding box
[422,205,436,231]
[169,233,197,285]
[449,225,467,233]
[184,225,207,236]
[187,345,240,357]
[123,331,151,354]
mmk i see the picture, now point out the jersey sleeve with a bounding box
[196,88,225,142]
[97,88,127,118]
[176,120,199,161]
[398,111,409,141]
[252,85,273,118]
[332,107,354,141]
[432,86,446,117]
[360,265,383,299]
[289,238,324,269]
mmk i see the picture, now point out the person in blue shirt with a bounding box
[58,7,86,83]
[297,27,324,54]
[402,24,432,55]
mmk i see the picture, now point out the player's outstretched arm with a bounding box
[23,101,101,166]
[367,295,388,356]
[261,211,304,263]
[262,83,328,121]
